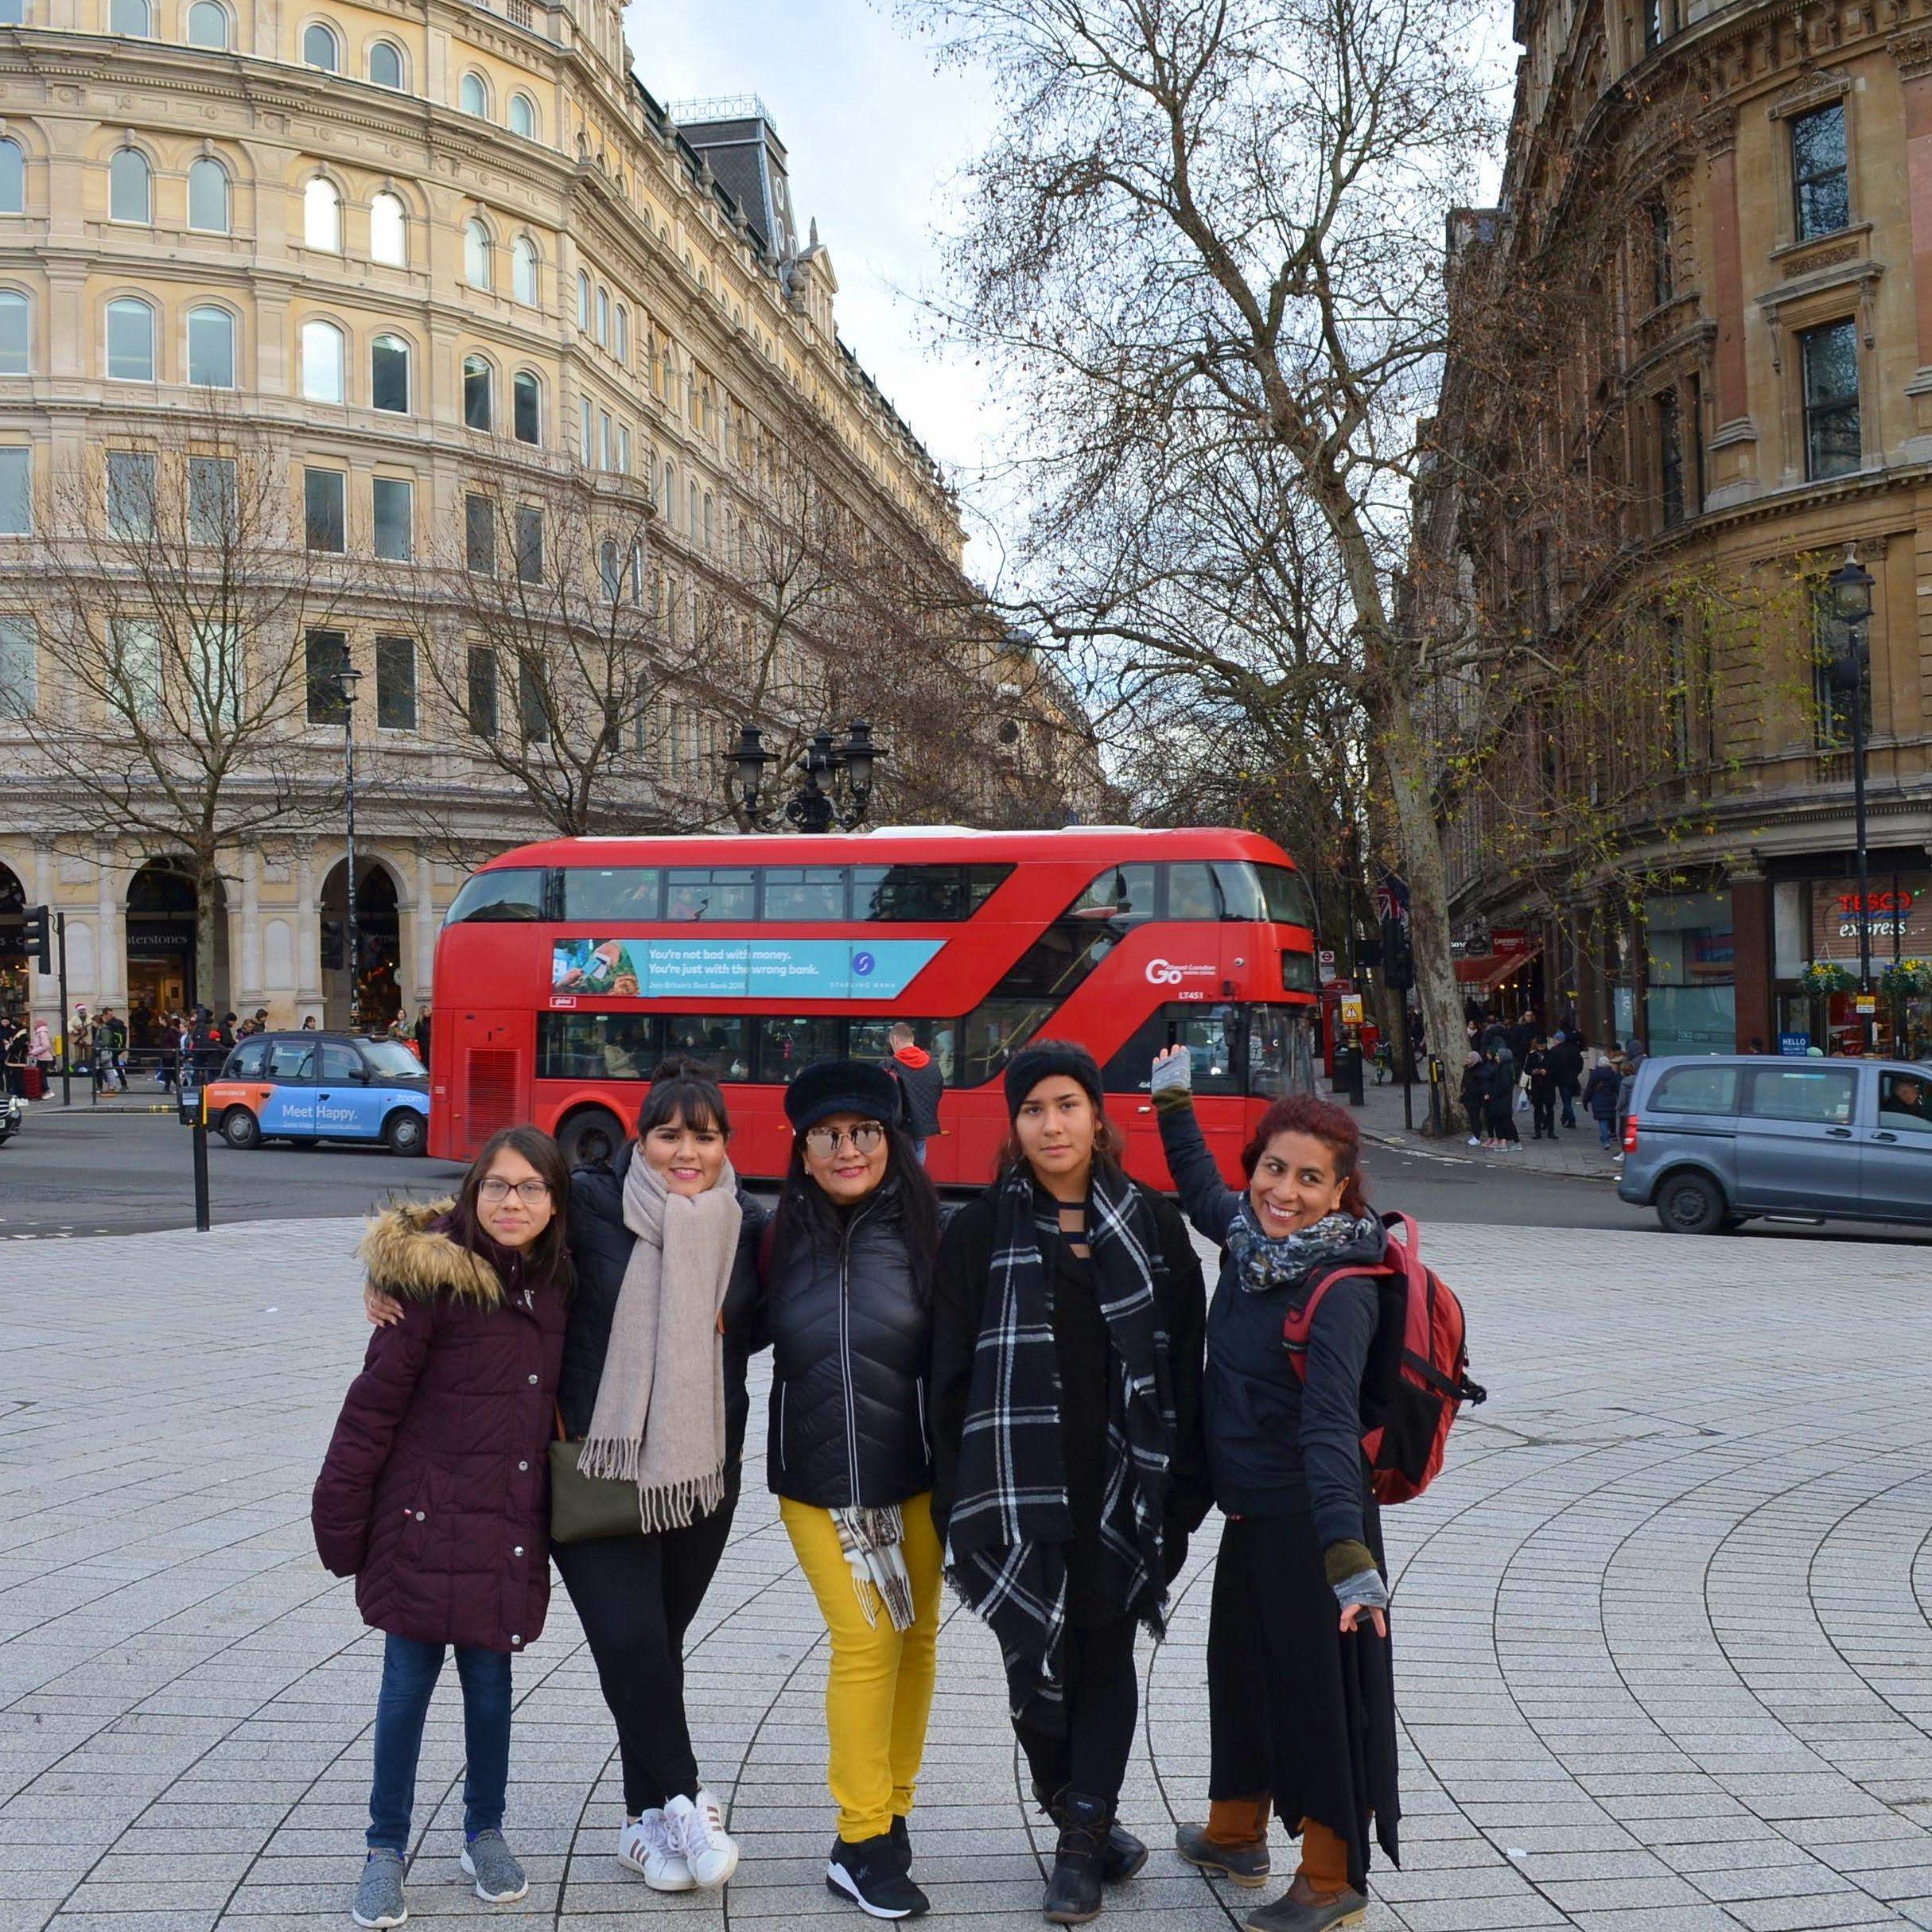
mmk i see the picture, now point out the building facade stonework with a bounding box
[0,0,1075,1033]
[1415,0,1932,1060]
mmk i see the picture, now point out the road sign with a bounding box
[1856,994,1877,1015]
[1339,994,1365,1026]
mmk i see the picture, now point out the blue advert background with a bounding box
[554,937,942,1001]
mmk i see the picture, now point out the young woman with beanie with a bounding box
[313,1125,573,1930]
[929,1041,1207,1926]
[363,1062,764,1895]
[767,1059,944,1920]
[1151,1047,1400,1932]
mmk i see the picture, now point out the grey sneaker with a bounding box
[460,1830,529,1904]
[352,1849,407,1929]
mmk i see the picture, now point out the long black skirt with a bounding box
[1206,1507,1400,1892]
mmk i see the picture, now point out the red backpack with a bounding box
[1281,1211,1485,1505]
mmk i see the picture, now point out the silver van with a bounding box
[1616,1055,1932,1234]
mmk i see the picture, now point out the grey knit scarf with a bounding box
[577,1153,743,1533]
[1224,1207,1385,1295]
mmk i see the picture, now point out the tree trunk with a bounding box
[1374,679,1463,1133]
[195,852,220,1015]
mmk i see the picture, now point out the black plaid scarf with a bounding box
[945,1160,1176,1730]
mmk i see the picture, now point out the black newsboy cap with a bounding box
[783,1059,901,1135]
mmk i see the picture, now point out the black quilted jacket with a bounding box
[763,1177,933,1509]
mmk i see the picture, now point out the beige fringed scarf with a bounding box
[577,1152,743,1533]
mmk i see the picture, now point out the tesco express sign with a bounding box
[1145,958,1216,987]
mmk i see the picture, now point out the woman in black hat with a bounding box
[927,1041,1207,1926]
[767,1059,944,1920]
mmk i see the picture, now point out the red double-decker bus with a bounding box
[427,826,1319,1188]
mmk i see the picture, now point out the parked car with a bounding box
[1617,1055,1932,1234]
[203,1031,429,1156]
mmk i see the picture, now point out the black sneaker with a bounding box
[888,1814,911,1872]
[827,1833,929,1919]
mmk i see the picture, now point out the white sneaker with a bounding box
[666,1789,738,1889]
[618,1812,694,1892]
[1467,1136,1480,1146]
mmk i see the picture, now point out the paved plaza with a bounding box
[3,1216,1931,1932]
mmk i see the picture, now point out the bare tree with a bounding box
[908,0,1502,1090]
[11,403,345,995]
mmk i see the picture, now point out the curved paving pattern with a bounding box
[2,1219,1929,1932]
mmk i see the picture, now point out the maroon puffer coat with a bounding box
[311,1202,569,1654]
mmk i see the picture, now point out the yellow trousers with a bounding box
[781,1491,943,1843]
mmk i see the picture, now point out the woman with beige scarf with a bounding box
[371,1061,767,1895]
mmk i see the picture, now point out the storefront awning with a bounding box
[1456,943,1543,989]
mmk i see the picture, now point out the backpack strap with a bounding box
[1281,1258,1398,1366]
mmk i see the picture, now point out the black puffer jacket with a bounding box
[558,1145,768,1466]
[764,1176,932,1508]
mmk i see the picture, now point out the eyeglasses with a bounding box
[804,1122,886,1159]
[478,1177,551,1203]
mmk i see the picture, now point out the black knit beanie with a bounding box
[1002,1040,1105,1121]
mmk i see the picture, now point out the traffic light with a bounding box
[1382,915,1414,993]
[20,904,51,973]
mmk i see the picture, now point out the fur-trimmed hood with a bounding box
[359,1199,506,1305]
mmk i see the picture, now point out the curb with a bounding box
[25,1102,177,1118]
[1358,1123,1620,1184]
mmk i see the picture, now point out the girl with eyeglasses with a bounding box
[765,1059,944,1919]
[313,1125,573,1930]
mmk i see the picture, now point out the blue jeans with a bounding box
[367,1634,513,1853]
[1596,1115,1615,1148]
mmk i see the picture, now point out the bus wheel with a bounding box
[558,1107,625,1172]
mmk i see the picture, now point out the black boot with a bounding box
[1032,1781,1146,1883]
[1042,1794,1109,1925]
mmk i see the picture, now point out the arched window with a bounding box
[688,480,699,536]
[596,285,608,346]
[369,191,405,266]
[508,93,536,139]
[576,270,590,331]
[614,304,628,362]
[105,296,154,381]
[299,317,344,402]
[511,235,538,305]
[185,0,227,45]
[111,0,149,32]
[462,353,492,431]
[301,19,339,68]
[464,219,491,290]
[186,305,234,387]
[370,332,409,413]
[702,492,713,550]
[0,140,22,216]
[367,40,403,87]
[186,157,228,233]
[303,176,340,252]
[660,459,674,526]
[108,148,150,224]
[0,292,30,375]
[459,72,488,118]
[512,369,540,445]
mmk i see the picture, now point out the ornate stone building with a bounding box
[0,2,1088,1034]
[1414,0,1932,1059]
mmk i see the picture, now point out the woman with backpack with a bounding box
[928,1042,1207,1926]
[765,1059,945,1920]
[313,1126,573,1930]
[1153,1048,1399,1932]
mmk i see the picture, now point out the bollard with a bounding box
[1337,1037,1366,1108]
[179,1081,212,1231]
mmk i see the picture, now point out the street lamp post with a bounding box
[1827,552,1875,1052]
[335,648,365,1032]
[729,720,886,833]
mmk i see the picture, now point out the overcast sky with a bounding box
[624,0,1015,564]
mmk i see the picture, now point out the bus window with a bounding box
[756,1015,844,1083]
[853,862,1013,922]
[663,1014,750,1079]
[1256,864,1316,929]
[1177,1009,1244,1094]
[762,867,847,921]
[562,869,661,921]
[1066,863,1156,923]
[1212,862,1264,922]
[958,996,1055,1086]
[538,1013,660,1079]
[1283,950,1317,993]
[666,869,756,922]
[1164,863,1223,922]
[445,866,546,923]
[849,1016,954,1081]
[1247,1005,1314,1098]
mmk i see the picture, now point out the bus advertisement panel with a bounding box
[428,826,1320,1189]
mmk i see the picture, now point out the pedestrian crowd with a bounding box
[1456,1013,1646,1162]
[314,1037,1432,1932]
